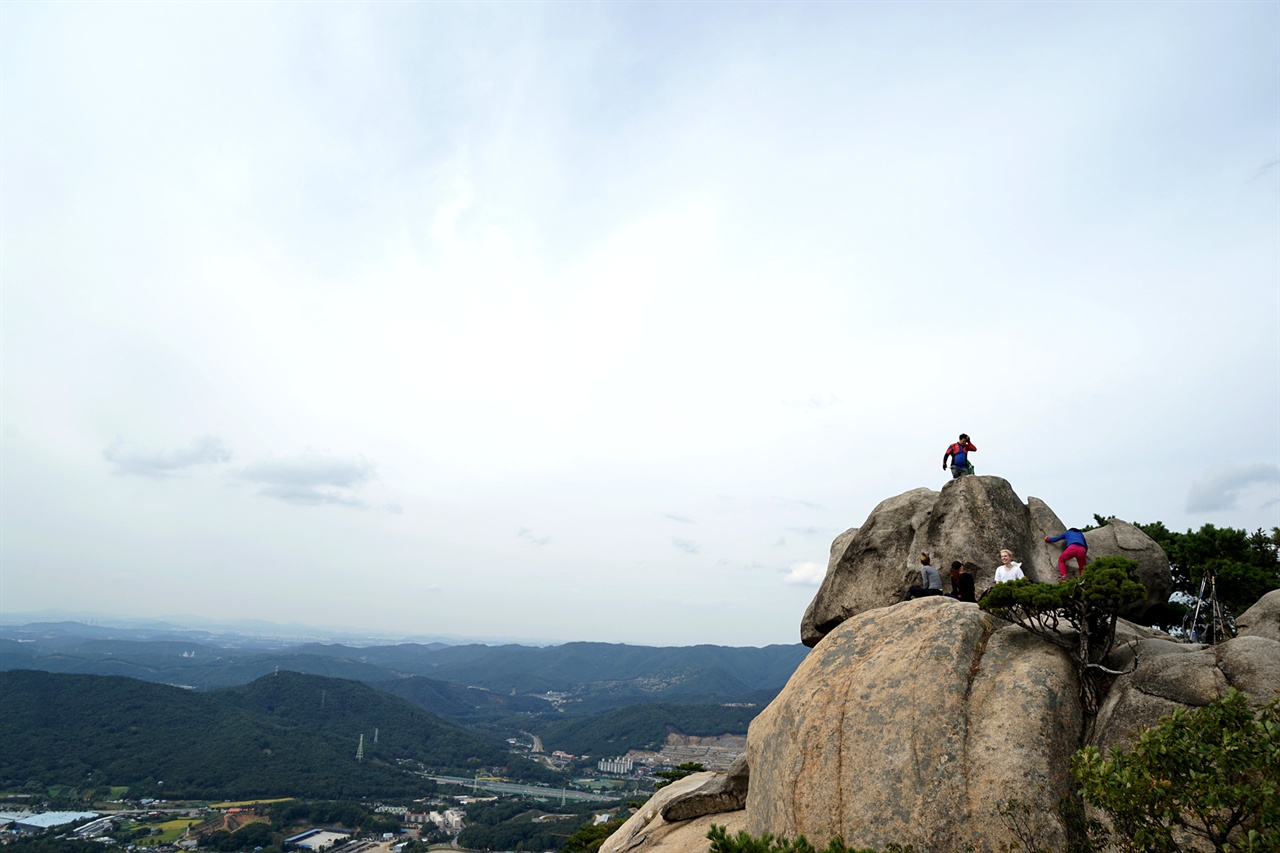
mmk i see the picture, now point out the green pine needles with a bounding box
[979,556,1147,714]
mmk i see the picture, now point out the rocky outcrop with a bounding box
[603,481,1272,853]
[1082,518,1174,619]
[605,619,1279,853]
[660,755,749,822]
[800,488,938,647]
[600,771,747,853]
[1236,589,1280,641]
[751,597,1080,853]
[801,478,1171,646]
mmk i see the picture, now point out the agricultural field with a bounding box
[125,817,203,846]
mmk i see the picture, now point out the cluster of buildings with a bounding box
[403,807,464,832]
[596,757,633,775]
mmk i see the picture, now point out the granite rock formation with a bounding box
[600,771,748,853]
[749,597,1080,852]
[604,481,1276,853]
[1094,633,1280,754]
[1236,588,1280,641]
[801,476,1171,646]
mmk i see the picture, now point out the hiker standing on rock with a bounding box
[942,434,977,478]
[1046,528,1089,579]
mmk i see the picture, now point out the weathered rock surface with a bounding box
[800,488,937,647]
[751,597,1080,853]
[1236,589,1280,641]
[1091,634,1280,754]
[601,772,748,853]
[603,481,1269,853]
[1081,518,1173,618]
[607,616,1279,853]
[801,478,1171,646]
[660,755,749,822]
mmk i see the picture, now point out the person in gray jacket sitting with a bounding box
[903,552,944,600]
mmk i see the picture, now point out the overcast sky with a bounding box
[2,1,1277,647]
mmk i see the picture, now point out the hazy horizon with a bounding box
[0,608,802,649]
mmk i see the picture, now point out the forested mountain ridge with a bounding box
[0,626,809,710]
[369,674,555,720]
[0,669,546,800]
[528,702,758,755]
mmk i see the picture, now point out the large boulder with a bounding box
[1091,634,1280,754]
[751,597,1081,853]
[1084,633,1280,853]
[800,488,937,647]
[660,755,749,822]
[600,771,748,853]
[1236,589,1280,641]
[802,480,1174,646]
[801,478,1057,646]
[1081,519,1173,619]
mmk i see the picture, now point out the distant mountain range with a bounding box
[0,621,810,798]
[0,621,808,712]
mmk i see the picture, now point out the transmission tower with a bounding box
[357,733,365,763]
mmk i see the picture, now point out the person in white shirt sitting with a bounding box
[994,549,1025,583]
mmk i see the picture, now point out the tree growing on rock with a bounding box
[653,762,706,790]
[979,556,1146,714]
[1071,688,1280,853]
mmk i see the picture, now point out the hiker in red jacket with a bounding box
[942,434,977,478]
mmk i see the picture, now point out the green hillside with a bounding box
[0,669,522,799]
[530,702,757,755]
[371,675,553,720]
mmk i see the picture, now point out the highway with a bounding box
[425,776,624,802]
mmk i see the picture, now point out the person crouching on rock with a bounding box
[950,561,976,602]
[994,549,1025,583]
[903,552,944,600]
[1045,528,1089,579]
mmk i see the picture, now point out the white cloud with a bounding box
[672,537,700,555]
[236,454,376,508]
[1186,464,1280,513]
[784,561,826,586]
[103,435,232,478]
[517,528,552,546]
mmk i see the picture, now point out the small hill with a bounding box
[0,669,518,799]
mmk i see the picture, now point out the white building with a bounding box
[14,813,99,832]
[598,757,633,775]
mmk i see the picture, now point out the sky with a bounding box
[2,1,1277,648]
